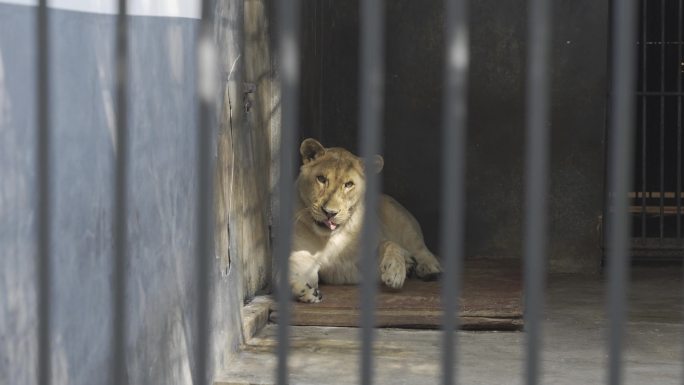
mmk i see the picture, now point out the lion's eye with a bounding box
[316,175,327,183]
[344,181,354,188]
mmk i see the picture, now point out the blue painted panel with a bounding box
[0,4,242,385]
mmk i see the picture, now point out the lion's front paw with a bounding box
[293,282,323,303]
[415,259,442,281]
[380,252,406,289]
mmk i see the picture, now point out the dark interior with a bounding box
[298,0,609,272]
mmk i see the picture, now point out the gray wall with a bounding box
[300,0,608,273]
[0,1,272,384]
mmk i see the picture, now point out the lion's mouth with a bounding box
[314,218,338,231]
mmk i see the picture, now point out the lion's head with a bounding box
[296,138,383,233]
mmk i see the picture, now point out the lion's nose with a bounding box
[322,207,338,219]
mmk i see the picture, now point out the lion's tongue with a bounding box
[325,219,337,230]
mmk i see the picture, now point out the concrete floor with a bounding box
[216,266,684,385]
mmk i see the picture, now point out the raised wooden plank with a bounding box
[240,296,273,343]
[269,259,522,331]
[270,308,522,330]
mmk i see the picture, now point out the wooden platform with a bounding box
[270,258,523,331]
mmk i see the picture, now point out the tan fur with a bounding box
[289,138,442,303]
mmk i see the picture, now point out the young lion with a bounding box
[289,138,442,303]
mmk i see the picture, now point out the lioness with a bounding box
[289,138,442,303]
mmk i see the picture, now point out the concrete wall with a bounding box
[300,0,608,273]
[0,1,275,384]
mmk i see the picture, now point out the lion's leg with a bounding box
[379,196,442,281]
[289,251,322,303]
[378,240,409,289]
[411,248,442,281]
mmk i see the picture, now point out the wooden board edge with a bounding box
[270,310,523,331]
[272,305,523,319]
[241,295,274,343]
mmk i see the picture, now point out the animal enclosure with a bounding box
[1,0,683,385]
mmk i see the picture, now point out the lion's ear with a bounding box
[300,138,326,164]
[373,155,384,173]
[364,155,383,174]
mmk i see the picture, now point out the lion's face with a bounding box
[297,138,383,233]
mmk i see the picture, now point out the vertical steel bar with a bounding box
[606,0,638,383]
[111,1,128,385]
[641,0,647,239]
[678,0,683,242]
[679,2,684,385]
[358,0,384,384]
[439,0,469,383]
[523,0,552,383]
[36,1,51,385]
[275,0,301,384]
[660,0,666,241]
[195,1,216,385]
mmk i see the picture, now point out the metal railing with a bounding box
[440,0,469,383]
[36,2,51,385]
[31,0,648,384]
[605,2,638,385]
[627,0,684,258]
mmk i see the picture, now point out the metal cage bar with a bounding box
[641,0,648,239]
[659,0,665,242]
[111,1,129,385]
[680,2,684,383]
[439,0,469,383]
[678,0,683,243]
[606,0,638,383]
[275,0,302,384]
[523,0,552,383]
[358,0,385,384]
[36,1,51,385]
[194,1,217,384]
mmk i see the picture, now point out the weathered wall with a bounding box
[299,0,608,272]
[546,1,608,272]
[0,1,269,384]
[234,0,276,297]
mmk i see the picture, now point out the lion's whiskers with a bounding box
[292,208,310,224]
